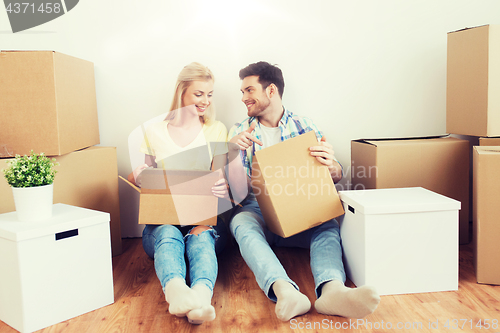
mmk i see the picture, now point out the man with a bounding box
[227,61,380,322]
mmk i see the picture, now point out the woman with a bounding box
[129,62,228,325]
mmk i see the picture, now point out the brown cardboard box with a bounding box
[120,169,220,226]
[251,131,345,238]
[0,51,99,157]
[479,137,500,146]
[447,25,500,137]
[351,136,470,244]
[473,146,500,285]
[0,146,122,256]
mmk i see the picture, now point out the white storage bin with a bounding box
[338,187,460,296]
[0,204,114,333]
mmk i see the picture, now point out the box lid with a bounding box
[0,203,110,241]
[339,187,461,215]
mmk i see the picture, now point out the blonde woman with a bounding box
[129,63,228,324]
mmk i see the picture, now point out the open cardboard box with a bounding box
[251,131,345,238]
[120,169,220,226]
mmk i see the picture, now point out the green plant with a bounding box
[2,151,59,188]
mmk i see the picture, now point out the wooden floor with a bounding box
[1,238,500,333]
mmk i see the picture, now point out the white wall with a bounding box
[1,0,499,237]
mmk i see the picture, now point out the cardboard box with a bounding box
[472,146,500,285]
[0,146,122,256]
[339,187,460,295]
[351,136,470,244]
[0,204,114,333]
[120,169,220,226]
[447,25,500,137]
[251,131,344,238]
[0,50,100,157]
[479,137,500,146]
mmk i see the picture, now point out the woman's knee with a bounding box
[189,225,212,236]
[152,224,183,240]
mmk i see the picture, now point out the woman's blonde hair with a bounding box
[169,62,215,124]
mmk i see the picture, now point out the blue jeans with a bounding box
[230,199,345,302]
[142,217,227,292]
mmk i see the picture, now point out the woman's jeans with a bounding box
[230,199,346,302]
[142,217,227,293]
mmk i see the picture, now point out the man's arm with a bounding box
[226,122,263,204]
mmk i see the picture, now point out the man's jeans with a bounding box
[230,199,346,301]
[142,219,226,293]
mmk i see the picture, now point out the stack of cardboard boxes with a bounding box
[350,24,500,286]
[446,25,500,286]
[0,50,122,256]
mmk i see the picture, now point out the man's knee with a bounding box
[231,212,265,239]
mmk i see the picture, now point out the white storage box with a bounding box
[338,187,460,296]
[0,204,114,333]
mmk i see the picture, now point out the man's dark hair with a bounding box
[239,61,285,98]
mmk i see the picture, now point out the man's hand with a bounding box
[229,122,263,151]
[309,136,342,183]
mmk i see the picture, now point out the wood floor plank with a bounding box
[1,238,499,333]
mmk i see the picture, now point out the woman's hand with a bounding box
[212,177,229,199]
[131,164,150,187]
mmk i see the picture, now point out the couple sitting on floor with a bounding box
[128,61,380,325]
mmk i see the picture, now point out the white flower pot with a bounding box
[12,184,54,222]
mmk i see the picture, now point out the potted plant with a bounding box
[2,151,59,221]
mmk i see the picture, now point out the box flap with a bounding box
[339,187,461,215]
[119,175,141,193]
[140,169,221,195]
[0,204,109,241]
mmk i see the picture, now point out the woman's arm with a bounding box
[127,155,156,186]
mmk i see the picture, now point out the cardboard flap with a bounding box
[118,175,141,193]
[140,169,221,195]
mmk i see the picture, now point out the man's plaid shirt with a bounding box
[228,107,342,179]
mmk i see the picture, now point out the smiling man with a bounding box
[226,61,380,322]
